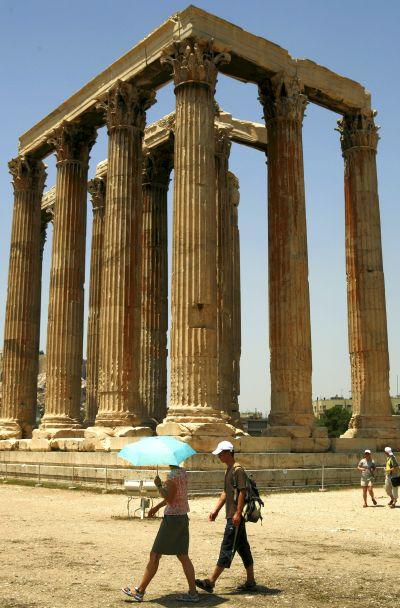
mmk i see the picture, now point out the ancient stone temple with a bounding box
[1,6,398,453]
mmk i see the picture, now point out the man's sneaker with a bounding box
[121,586,144,602]
[195,579,214,593]
[177,591,200,603]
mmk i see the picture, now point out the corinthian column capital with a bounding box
[142,142,174,187]
[8,156,46,193]
[258,72,307,124]
[161,38,230,90]
[88,177,106,213]
[48,121,97,165]
[97,80,156,132]
[228,171,240,207]
[215,127,232,159]
[337,110,379,154]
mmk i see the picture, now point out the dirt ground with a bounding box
[0,483,399,608]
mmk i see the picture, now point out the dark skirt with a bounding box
[151,514,189,555]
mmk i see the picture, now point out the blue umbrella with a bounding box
[118,436,197,467]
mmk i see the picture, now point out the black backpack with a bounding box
[233,463,264,524]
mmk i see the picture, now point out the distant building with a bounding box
[313,396,400,417]
[240,410,268,436]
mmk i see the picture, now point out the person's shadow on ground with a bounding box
[224,584,282,596]
[125,586,283,605]
[132,593,226,606]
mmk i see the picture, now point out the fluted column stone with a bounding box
[88,80,155,437]
[337,111,398,442]
[259,74,320,439]
[0,157,46,439]
[228,172,242,428]
[157,38,237,439]
[139,143,173,425]
[84,177,106,427]
[37,121,96,438]
[215,128,234,419]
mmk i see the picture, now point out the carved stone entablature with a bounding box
[142,142,174,187]
[161,37,230,90]
[228,171,240,207]
[88,177,106,213]
[337,110,379,154]
[258,72,307,124]
[97,80,156,133]
[215,126,232,159]
[157,112,176,133]
[8,156,46,193]
[47,121,97,165]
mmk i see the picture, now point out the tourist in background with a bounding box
[357,449,377,507]
[384,447,399,508]
[122,465,198,603]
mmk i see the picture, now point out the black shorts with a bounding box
[217,518,253,569]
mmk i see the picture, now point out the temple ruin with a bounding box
[1,5,399,456]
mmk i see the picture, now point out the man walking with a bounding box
[195,441,256,593]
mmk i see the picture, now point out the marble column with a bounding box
[337,111,398,442]
[37,121,96,438]
[228,172,242,428]
[139,143,173,425]
[0,157,46,439]
[89,80,155,437]
[157,39,236,438]
[84,177,106,427]
[259,73,317,438]
[215,128,234,417]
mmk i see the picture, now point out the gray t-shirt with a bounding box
[224,463,247,519]
[358,458,376,480]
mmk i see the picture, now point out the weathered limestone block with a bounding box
[95,436,142,452]
[29,438,51,452]
[291,438,320,453]
[263,425,310,438]
[49,438,87,451]
[84,426,114,440]
[15,439,31,451]
[312,427,329,438]
[331,438,378,453]
[236,436,291,453]
[0,439,20,451]
[114,426,153,438]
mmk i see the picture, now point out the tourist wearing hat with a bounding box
[195,440,256,594]
[357,449,377,507]
[384,447,399,508]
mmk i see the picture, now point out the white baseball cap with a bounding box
[212,440,234,455]
[384,446,393,455]
[364,449,371,454]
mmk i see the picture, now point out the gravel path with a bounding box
[1,483,399,608]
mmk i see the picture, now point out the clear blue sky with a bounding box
[1,0,399,413]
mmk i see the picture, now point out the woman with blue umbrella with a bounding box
[120,436,199,603]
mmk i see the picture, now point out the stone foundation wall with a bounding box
[0,448,387,494]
